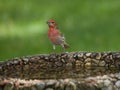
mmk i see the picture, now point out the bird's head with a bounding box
[47,19,57,28]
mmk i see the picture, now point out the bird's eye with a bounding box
[51,22,55,23]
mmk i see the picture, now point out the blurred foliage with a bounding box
[0,0,120,60]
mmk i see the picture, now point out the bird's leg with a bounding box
[52,45,57,56]
[53,45,56,50]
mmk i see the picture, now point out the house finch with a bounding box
[47,19,69,50]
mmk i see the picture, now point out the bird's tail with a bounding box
[63,42,69,49]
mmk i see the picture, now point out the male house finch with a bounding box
[47,19,69,50]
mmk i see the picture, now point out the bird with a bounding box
[47,19,69,50]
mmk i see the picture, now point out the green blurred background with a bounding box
[0,0,120,60]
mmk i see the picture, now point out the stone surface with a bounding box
[0,74,120,90]
[0,52,120,90]
[0,52,120,79]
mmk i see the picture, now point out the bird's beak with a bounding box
[47,22,53,26]
[47,22,51,25]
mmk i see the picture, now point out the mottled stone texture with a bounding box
[0,52,120,90]
[0,75,120,90]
